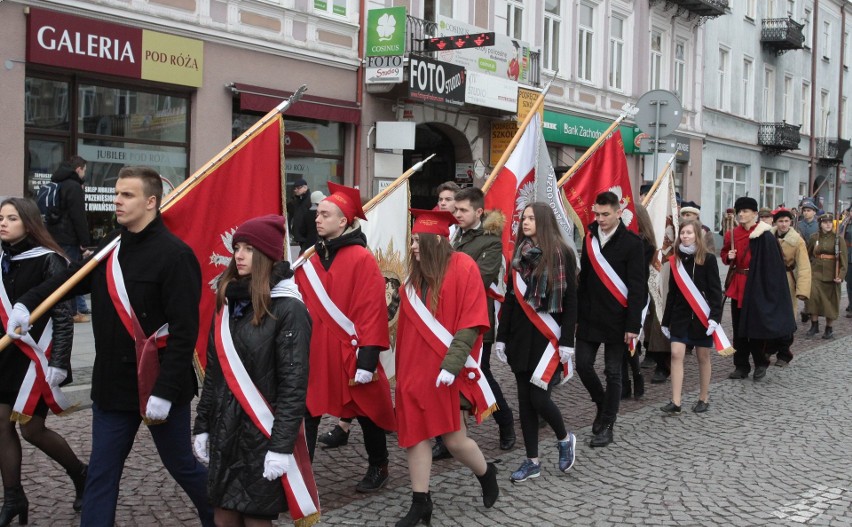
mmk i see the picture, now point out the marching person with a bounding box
[394,209,499,526]
[0,198,87,524]
[7,167,213,527]
[660,220,722,415]
[796,199,820,323]
[770,207,811,366]
[576,191,646,448]
[805,213,848,339]
[294,183,397,493]
[193,215,315,527]
[495,202,577,482]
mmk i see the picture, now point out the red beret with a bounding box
[324,182,366,223]
[410,208,458,237]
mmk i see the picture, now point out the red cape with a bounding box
[295,245,396,431]
[395,253,490,448]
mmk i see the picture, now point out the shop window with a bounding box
[78,84,187,143]
[24,77,70,129]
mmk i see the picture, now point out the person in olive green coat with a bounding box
[805,214,848,339]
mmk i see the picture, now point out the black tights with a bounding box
[0,404,85,488]
[514,372,567,459]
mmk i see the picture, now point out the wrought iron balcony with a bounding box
[649,0,728,21]
[761,18,805,54]
[758,122,801,154]
[816,138,851,165]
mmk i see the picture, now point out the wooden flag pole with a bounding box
[640,154,678,207]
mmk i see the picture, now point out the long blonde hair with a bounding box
[676,219,708,265]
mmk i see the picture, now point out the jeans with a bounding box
[60,244,89,314]
[575,339,625,425]
[514,371,566,459]
[80,403,214,527]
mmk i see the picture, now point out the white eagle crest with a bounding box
[609,185,634,227]
[515,181,536,213]
[207,227,238,292]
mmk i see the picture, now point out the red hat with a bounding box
[772,207,794,221]
[323,182,366,223]
[410,208,458,237]
[232,214,286,261]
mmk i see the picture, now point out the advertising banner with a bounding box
[490,120,519,165]
[542,111,637,154]
[366,7,407,57]
[408,56,466,106]
[366,55,404,84]
[465,72,517,112]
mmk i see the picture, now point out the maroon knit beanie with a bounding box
[232,215,286,261]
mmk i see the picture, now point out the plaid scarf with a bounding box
[512,238,567,313]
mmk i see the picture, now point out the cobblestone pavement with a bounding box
[16,310,852,525]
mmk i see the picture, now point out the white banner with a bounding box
[643,164,679,318]
[464,72,518,112]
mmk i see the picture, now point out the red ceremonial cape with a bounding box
[395,253,490,448]
[294,245,396,431]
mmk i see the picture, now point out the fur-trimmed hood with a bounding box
[481,209,506,236]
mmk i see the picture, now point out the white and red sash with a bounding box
[214,303,320,527]
[105,242,170,420]
[403,284,497,423]
[511,271,572,390]
[669,256,735,357]
[0,247,73,422]
[585,234,628,306]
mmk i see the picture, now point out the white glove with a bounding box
[558,346,574,365]
[353,368,373,384]
[263,451,294,480]
[706,320,719,336]
[661,326,671,339]
[493,342,507,363]
[6,303,31,340]
[45,366,67,388]
[193,433,209,463]
[435,369,456,387]
[145,395,172,421]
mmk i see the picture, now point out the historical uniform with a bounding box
[806,215,848,334]
[770,208,811,365]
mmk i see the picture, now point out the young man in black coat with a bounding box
[575,191,646,448]
[8,166,213,527]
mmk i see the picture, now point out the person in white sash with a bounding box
[0,198,87,524]
[660,220,723,415]
[193,215,313,526]
[495,202,578,483]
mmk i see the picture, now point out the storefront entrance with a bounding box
[404,123,472,210]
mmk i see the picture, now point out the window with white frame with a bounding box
[674,40,686,102]
[507,0,524,40]
[802,81,811,134]
[577,3,594,82]
[784,74,794,121]
[787,0,796,18]
[803,8,812,47]
[760,169,786,208]
[718,47,731,111]
[650,30,663,90]
[543,0,561,71]
[820,90,830,136]
[609,16,625,91]
[763,66,775,122]
[743,58,754,118]
[715,162,747,228]
[314,0,347,16]
[746,0,756,19]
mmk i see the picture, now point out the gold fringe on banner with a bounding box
[294,511,321,527]
[718,346,736,357]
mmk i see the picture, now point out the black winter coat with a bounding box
[194,296,311,516]
[0,238,73,389]
[661,250,723,341]
[46,165,90,247]
[19,216,201,411]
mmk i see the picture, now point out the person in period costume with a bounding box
[721,196,796,382]
[805,213,848,339]
[0,198,87,525]
[394,209,499,526]
[797,199,820,323]
[576,191,647,448]
[193,215,317,527]
[769,208,811,366]
[294,183,397,493]
[7,167,213,527]
[660,220,723,414]
[758,207,774,225]
[494,202,577,482]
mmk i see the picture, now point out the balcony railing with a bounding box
[816,138,851,165]
[649,0,728,21]
[758,122,801,153]
[761,18,805,54]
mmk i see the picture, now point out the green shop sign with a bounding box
[542,111,636,154]
[366,7,407,57]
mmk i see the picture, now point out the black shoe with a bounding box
[651,369,669,384]
[476,463,499,508]
[775,359,790,368]
[589,424,613,448]
[431,441,451,460]
[395,491,432,527]
[753,366,768,380]
[801,312,810,323]
[356,462,389,493]
[633,373,645,399]
[498,423,516,451]
[822,327,834,339]
[621,385,632,400]
[806,321,820,336]
[660,401,682,415]
[0,484,28,527]
[318,424,350,448]
[728,369,749,379]
[692,400,710,413]
[69,463,87,512]
[592,404,604,435]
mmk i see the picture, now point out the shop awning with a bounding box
[229,83,360,124]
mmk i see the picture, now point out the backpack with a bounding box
[36,181,63,225]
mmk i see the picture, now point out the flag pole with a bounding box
[640,152,678,207]
[556,104,638,188]
[481,76,555,194]
[161,85,308,211]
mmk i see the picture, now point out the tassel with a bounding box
[294,511,321,527]
[9,411,32,424]
[717,346,736,357]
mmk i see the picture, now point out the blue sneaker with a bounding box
[558,433,576,472]
[510,459,541,483]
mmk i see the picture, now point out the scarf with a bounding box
[678,243,696,255]
[512,238,566,313]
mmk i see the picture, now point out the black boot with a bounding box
[589,423,614,448]
[592,403,604,435]
[0,485,28,527]
[823,326,834,339]
[476,463,499,508]
[633,372,645,399]
[498,423,516,450]
[806,321,820,336]
[356,462,389,493]
[69,463,87,512]
[395,491,432,527]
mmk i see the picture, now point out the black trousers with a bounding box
[575,338,624,425]
[305,413,388,467]
[514,372,566,459]
[731,301,771,372]
[481,343,513,427]
[767,333,795,363]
